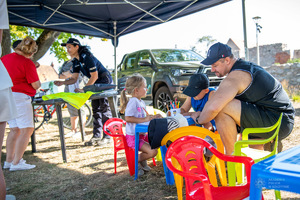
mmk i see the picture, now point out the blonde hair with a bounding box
[15,36,38,56]
[119,74,146,114]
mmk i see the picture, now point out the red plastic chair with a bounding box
[103,118,135,175]
[165,135,262,200]
[103,118,156,176]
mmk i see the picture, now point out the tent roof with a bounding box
[7,0,231,39]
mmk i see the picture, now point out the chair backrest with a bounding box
[161,126,227,187]
[103,118,126,149]
[166,136,255,200]
[235,113,283,162]
[161,126,223,152]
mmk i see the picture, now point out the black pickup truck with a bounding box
[115,49,223,112]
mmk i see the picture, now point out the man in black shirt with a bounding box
[192,42,295,154]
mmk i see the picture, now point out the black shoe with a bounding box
[84,137,101,146]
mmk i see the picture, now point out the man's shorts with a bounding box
[8,92,34,128]
[67,103,87,120]
[240,101,294,140]
[67,103,79,117]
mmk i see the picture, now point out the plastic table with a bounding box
[250,145,300,200]
[31,90,118,162]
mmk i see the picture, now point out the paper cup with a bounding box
[166,108,181,117]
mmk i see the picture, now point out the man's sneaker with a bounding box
[65,131,75,138]
[84,137,101,146]
[9,161,36,171]
[3,158,26,169]
[96,137,112,146]
[140,160,151,172]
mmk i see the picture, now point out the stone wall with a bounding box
[294,49,300,59]
[264,63,300,93]
[249,43,289,67]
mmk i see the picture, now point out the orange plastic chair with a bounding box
[103,118,135,175]
[103,118,156,176]
[165,135,259,200]
[161,126,227,200]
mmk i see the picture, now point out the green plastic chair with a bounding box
[228,113,283,200]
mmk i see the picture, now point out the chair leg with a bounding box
[227,161,237,186]
[174,173,183,200]
[125,148,135,176]
[152,157,156,166]
[275,190,281,200]
[114,150,117,174]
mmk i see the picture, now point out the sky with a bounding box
[39,0,300,71]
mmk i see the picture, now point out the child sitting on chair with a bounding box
[180,73,216,131]
[120,74,161,176]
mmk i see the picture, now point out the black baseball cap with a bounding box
[201,42,232,65]
[61,38,81,46]
[183,73,209,97]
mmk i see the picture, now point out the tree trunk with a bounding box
[1,29,11,56]
[33,29,61,62]
[1,28,61,62]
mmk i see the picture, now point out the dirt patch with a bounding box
[1,102,300,200]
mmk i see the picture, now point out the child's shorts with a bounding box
[125,134,149,150]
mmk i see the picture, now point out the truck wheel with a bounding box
[154,86,173,113]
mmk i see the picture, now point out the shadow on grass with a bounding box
[2,123,177,200]
[3,119,300,200]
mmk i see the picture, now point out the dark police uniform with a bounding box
[72,53,112,139]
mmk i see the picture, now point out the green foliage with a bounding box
[287,58,300,63]
[10,25,43,40]
[9,25,93,63]
[191,35,216,56]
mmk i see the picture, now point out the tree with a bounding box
[1,25,92,63]
[191,35,216,56]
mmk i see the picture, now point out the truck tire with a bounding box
[154,86,173,113]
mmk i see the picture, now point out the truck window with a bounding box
[125,53,137,70]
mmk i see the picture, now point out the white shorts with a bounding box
[7,92,34,128]
[0,88,17,122]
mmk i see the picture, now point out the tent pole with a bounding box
[113,21,117,86]
[242,0,249,61]
[113,21,119,117]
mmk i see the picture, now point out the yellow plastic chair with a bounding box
[228,113,283,199]
[156,147,162,161]
[161,126,227,200]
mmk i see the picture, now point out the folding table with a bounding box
[250,145,300,200]
[31,90,118,162]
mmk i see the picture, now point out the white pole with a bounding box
[253,16,261,65]
[242,0,249,61]
[113,21,117,86]
[256,25,260,65]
